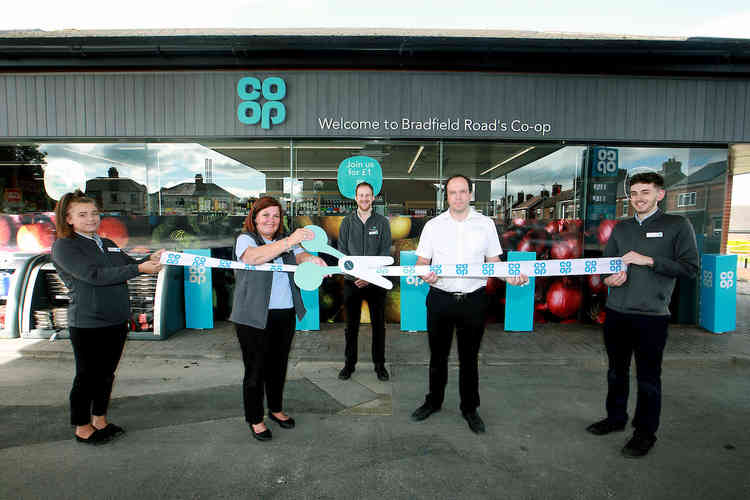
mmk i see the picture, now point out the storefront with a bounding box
[1,30,748,333]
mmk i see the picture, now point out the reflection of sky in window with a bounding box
[39,143,266,199]
[491,147,584,200]
[618,148,726,174]
[491,146,727,201]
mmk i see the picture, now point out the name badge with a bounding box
[368,228,378,235]
[107,247,121,252]
[646,232,663,238]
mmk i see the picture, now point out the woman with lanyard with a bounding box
[230,196,326,441]
[51,190,163,445]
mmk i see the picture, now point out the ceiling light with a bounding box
[480,146,536,176]
[407,146,425,174]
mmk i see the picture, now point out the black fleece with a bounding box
[52,234,145,328]
[337,212,392,258]
[603,209,699,316]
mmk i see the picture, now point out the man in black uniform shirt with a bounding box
[586,172,699,458]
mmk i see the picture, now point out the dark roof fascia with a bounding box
[1,34,750,76]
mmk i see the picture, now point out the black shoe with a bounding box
[374,364,390,381]
[75,429,110,445]
[269,413,295,429]
[411,402,440,422]
[338,365,355,380]
[462,411,486,434]
[621,433,656,458]
[96,423,125,439]
[251,425,272,442]
[586,418,627,436]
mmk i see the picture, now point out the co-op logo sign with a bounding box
[703,270,735,289]
[237,77,287,129]
[593,147,618,177]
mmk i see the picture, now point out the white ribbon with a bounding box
[161,251,624,278]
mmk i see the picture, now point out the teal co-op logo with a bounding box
[237,77,287,129]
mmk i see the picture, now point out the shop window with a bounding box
[677,192,697,207]
[0,141,729,328]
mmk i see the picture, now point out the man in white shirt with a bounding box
[411,174,528,434]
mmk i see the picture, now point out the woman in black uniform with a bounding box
[51,190,163,444]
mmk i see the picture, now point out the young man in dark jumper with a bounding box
[586,172,699,458]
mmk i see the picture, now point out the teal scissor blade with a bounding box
[294,261,342,291]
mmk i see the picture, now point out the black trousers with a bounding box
[235,309,295,425]
[603,308,669,437]
[343,281,386,367]
[68,322,128,426]
[425,287,488,414]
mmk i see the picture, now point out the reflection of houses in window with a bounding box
[512,184,579,221]
[666,160,727,244]
[677,192,697,207]
[512,192,546,221]
[538,184,579,220]
[554,189,579,220]
[662,157,687,187]
[538,187,557,220]
[85,167,147,214]
[153,174,240,215]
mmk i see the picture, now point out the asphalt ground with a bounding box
[0,292,747,499]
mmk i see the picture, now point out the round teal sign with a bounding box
[337,156,383,199]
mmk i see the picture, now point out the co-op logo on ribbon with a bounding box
[237,77,287,129]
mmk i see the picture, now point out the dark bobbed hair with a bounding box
[355,181,374,195]
[630,172,665,189]
[54,190,99,239]
[445,174,473,193]
[242,196,285,240]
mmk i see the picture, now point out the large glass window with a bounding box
[0,141,728,326]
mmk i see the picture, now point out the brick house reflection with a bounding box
[152,174,240,215]
[665,160,727,253]
[510,184,581,221]
[85,167,148,214]
[614,158,727,253]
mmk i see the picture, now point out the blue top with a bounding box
[235,234,302,310]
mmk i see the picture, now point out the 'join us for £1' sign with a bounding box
[237,77,287,129]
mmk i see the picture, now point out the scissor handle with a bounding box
[300,225,346,260]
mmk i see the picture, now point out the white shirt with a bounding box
[635,207,658,225]
[415,209,502,293]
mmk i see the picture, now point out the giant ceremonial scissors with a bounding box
[295,225,394,290]
[160,225,395,291]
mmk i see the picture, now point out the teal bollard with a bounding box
[699,254,737,334]
[504,251,536,332]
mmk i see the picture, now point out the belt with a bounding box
[430,286,486,301]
